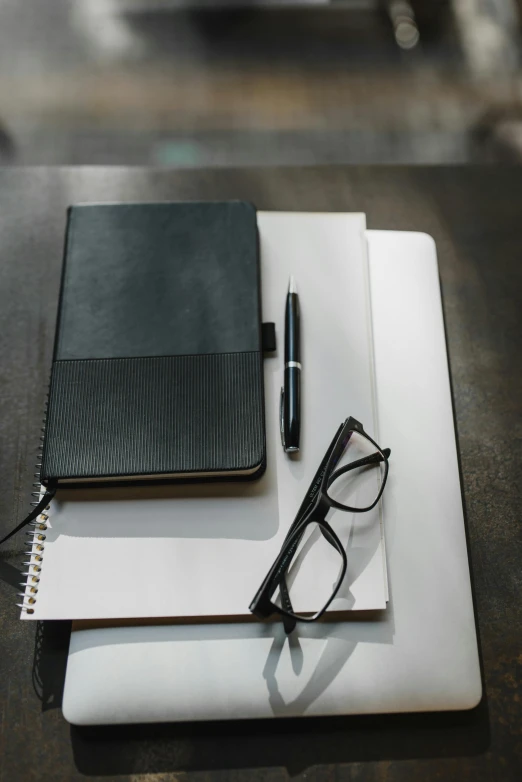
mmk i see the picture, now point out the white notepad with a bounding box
[21,212,387,621]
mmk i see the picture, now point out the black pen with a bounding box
[280,275,301,452]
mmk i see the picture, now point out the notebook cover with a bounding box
[41,201,265,485]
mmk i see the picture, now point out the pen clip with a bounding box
[279,387,286,450]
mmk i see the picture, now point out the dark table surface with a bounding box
[0,166,520,782]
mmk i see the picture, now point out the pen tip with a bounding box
[288,275,297,294]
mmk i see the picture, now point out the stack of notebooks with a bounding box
[21,203,388,622]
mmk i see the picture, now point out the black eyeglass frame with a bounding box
[249,417,390,627]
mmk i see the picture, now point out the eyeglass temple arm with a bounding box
[280,445,391,626]
[327,447,391,487]
[278,424,345,625]
[281,426,389,550]
[283,424,344,544]
[253,418,390,627]
[279,440,390,565]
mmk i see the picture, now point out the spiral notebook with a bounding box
[19,212,388,621]
[41,201,266,485]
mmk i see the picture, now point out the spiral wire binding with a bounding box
[16,395,51,615]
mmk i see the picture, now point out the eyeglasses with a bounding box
[249,417,390,632]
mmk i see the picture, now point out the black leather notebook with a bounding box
[41,201,265,486]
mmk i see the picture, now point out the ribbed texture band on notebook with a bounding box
[42,353,264,482]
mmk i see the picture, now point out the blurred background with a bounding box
[1,0,522,167]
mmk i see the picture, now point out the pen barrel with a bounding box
[283,366,301,451]
[284,293,300,364]
[283,290,301,452]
